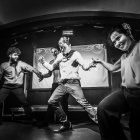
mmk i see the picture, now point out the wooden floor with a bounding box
[0,121,100,140]
[0,109,132,140]
[0,116,132,140]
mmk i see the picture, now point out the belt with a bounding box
[61,79,80,84]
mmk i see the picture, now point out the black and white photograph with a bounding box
[0,1,140,140]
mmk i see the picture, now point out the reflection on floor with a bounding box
[0,114,131,140]
[0,121,100,140]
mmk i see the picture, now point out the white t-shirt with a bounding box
[53,51,91,80]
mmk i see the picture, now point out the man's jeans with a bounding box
[48,79,95,123]
[97,87,140,140]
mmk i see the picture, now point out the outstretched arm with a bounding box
[75,51,97,71]
[43,71,52,78]
[93,58,121,72]
[39,71,52,82]
[20,61,43,79]
[81,61,97,71]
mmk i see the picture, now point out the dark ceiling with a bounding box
[1,0,140,40]
[0,0,140,26]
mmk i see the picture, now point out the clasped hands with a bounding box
[91,58,101,66]
[34,68,43,82]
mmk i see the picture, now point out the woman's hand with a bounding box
[92,58,101,65]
